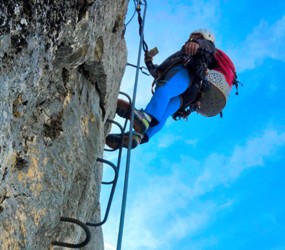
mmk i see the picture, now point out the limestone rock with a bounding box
[0,0,128,249]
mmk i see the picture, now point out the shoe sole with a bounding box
[116,99,132,119]
[116,99,148,134]
[106,133,139,150]
[105,133,122,150]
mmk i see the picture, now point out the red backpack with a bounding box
[193,48,240,118]
[214,49,238,93]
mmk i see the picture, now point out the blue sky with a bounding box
[102,0,285,250]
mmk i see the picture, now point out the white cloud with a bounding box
[185,138,199,146]
[164,202,217,239]
[117,128,285,250]
[157,128,198,148]
[157,133,184,148]
[192,129,285,196]
[230,16,285,72]
[105,242,116,250]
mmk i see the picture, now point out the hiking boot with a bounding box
[116,99,151,134]
[105,131,143,150]
[116,99,132,119]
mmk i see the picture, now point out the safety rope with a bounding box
[136,1,149,54]
[124,0,138,27]
[117,1,148,250]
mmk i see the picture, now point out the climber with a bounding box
[106,29,237,150]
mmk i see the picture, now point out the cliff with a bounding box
[0,0,128,249]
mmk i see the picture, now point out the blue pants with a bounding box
[145,66,190,139]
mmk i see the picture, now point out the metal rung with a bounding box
[87,158,118,227]
[52,217,91,248]
[87,92,132,227]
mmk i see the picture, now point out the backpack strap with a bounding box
[232,73,244,95]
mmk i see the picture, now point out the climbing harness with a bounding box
[172,48,240,120]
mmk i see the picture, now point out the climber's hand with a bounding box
[145,54,153,62]
[184,41,199,55]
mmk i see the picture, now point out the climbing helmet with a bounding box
[190,29,215,43]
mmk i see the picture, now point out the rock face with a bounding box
[0,0,128,249]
